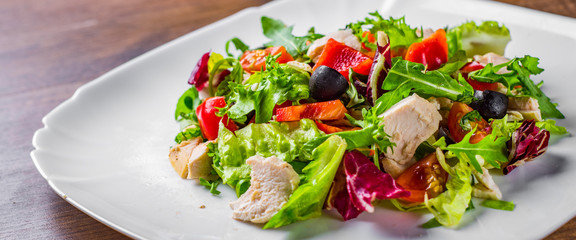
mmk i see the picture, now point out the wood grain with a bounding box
[0,0,574,239]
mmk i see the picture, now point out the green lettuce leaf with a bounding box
[212,119,324,196]
[225,57,310,123]
[425,156,473,227]
[261,16,322,59]
[264,135,347,229]
[446,21,511,58]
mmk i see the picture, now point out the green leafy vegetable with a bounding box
[175,87,202,122]
[174,126,202,144]
[199,178,221,195]
[212,119,324,196]
[446,21,511,58]
[482,199,515,211]
[346,12,420,51]
[225,56,310,123]
[261,16,322,59]
[459,110,483,132]
[264,135,347,229]
[445,129,509,172]
[225,37,250,57]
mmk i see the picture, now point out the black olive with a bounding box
[469,90,508,119]
[309,65,349,101]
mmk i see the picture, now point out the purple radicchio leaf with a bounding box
[504,120,551,175]
[188,51,211,90]
[366,31,392,105]
[328,150,410,220]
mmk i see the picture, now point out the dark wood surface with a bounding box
[1,0,574,239]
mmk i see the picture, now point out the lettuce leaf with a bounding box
[213,119,324,196]
[446,21,511,58]
[264,135,347,229]
[445,129,509,172]
[225,57,310,123]
[261,16,323,59]
[425,156,473,227]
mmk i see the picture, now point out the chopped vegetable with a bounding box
[312,38,373,80]
[405,29,449,70]
[275,99,347,122]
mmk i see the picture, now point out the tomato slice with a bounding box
[460,61,499,91]
[240,46,294,74]
[313,38,373,80]
[405,29,448,70]
[395,153,448,203]
[196,97,238,140]
[447,102,491,144]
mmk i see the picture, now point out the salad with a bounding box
[168,12,568,229]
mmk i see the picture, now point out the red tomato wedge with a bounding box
[240,46,294,74]
[275,100,347,122]
[196,97,238,140]
[447,102,491,144]
[395,153,448,203]
[405,29,448,70]
[313,38,373,80]
[460,61,499,91]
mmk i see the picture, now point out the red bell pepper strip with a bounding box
[405,29,448,70]
[313,38,373,80]
[275,100,347,122]
[240,46,294,74]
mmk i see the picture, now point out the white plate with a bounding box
[32,0,576,239]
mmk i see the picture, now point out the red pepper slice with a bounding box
[313,38,373,80]
[275,99,347,122]
[405,29,448,70]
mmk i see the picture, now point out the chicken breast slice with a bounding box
[229,155,300,223]
[188,141,218,180]
[168,138,202,178]
[508,97,542,121]
[379,94,442,178]
[306,29,362,63]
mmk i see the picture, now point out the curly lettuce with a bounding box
[446,21,511,58]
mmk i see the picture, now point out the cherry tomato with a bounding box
[460,61,499,91]
[196,97,238,140]
[240,46,294,74]
[396,153,448,203]
[405,29,448,70]
[447,102,491,144]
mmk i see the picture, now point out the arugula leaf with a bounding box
[382,59,475,105]
[261,17,321,59]
[346,12,420,51]
[445,129,509,172]
[174,126,202,144]
[175,87,201,122]
[199,177,221,195]
[469,55,564,119]
[225,37,250,57]
[482,199,515,211]
[264,135,347,229]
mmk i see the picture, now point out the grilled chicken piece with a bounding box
[168,138,202,178]
[508,97,542,121]
[229,155,299,223]
[379,94,442,178]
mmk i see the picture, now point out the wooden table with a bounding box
[1,0,574,239]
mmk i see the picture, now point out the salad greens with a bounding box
[169,11,568,231]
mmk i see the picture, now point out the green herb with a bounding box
[199,178,221,195]
[175,87,201,122]
[459,110,482,132]
[445,130,509,172]
[174,126,202,144]
[482,199,515,211]
[346,12,420,51]
[261,16,322,59]
[225,37,250,57]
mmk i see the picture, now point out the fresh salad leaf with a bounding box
[504,120,550,175]
[508,119,568,135]
[445,129,509,172]
[199,177,221,195]
[482,199,515,211]
[346,12,420,51]
[174,126,202,144]
[425,156,472,227]
[225,37,250,57]
[188,51,212,90]
[446,21,511,58]
[261,16,321,59]
[264,135,347,229]
[213,119,324,196]
[225,56,310,123]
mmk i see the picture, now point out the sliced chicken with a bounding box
[188,141,218,180]
[508,97,542,121]
[229,155,299,223]
[379,94,442,178]
[168,137,202,178]
[306,29,362,63]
